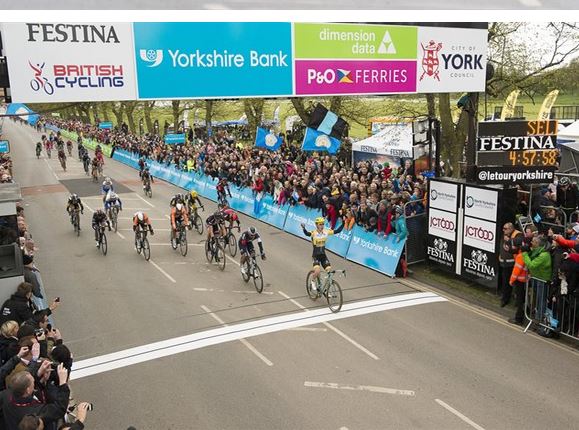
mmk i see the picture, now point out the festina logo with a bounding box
[427,246,454,263]
[477,135,555,151]
[463,257,496,276]
[26,23,120,44]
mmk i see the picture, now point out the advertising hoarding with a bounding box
[2,22,138,103]
[464,186,498,222]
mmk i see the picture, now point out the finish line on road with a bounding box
[70,292,446,380]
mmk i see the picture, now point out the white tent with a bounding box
[352,122,413,158]
[558,120,579,144]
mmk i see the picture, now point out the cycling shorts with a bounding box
[239,240,254,256]
[312,254,331,269]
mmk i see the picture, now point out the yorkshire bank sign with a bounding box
[0,22,488,103]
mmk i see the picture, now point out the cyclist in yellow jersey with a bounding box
[301,217,344,291]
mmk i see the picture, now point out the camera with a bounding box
[34,328,45,337]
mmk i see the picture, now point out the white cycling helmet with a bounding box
[176,203,183,211]
[135,211,144,222]
[109,192,118,200]
[104,177,111,183]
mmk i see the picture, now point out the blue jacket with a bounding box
[392,216,408,242]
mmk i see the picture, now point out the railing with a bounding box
[550,105,579,121]
[403,200,427,265]
[524,277,579,341]
[538,205,567,234]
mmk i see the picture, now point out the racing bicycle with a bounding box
[70,209,81,237]
[170,221,188,257]
[305,269,345,313]
[91,165,99,182]
[96,224,108,256]
[143,178,153,198]
[221,224,239,257]
[134,226,151,261]
[205,235,225,271]
[107,205,120,233]
[241,253,264,293]
[188,205,204,235]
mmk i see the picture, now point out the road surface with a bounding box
[5,119,579,430]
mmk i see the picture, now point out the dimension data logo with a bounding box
[319,27,396,55]
[139,48,288,69]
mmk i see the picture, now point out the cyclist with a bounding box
[186,190,204,228]
[206,210,226,248]
[66,140,73,156]
[35,141,42,158]
[169,193,186,208]
[57,145,67,171]
[82,150,91,175]
[216,177,232,205]
[104,191,123,214]
[301,217,344,292]
[91,157,100,179]
[142,167,154,191]
[101,177,114,203]
[66,194,84,227]
[138,156,147,177]
[44,138,53,158]
[133,211,154,236]
[220,203,241,233]
[170,202,189,239]
[92,209,111,247]
[239,226,266,275]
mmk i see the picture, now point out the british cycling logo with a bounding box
[140,49,164,67]
[466,196,475,208]
[28,61,54,95]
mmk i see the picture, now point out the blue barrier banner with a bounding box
[45,124,60,132]
[99,121,113,129]
[258,195,289,229]
[345,225,406,277]
[204,176,218,202]
[190,171,207,197]
[229,185,254,216]
[165,133,186,144]
[325,222,353,258]
[0,140,10,153]
[283,204,322,239]
[133,22,293,99]
[112,149,140,169]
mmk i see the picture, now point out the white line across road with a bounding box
[135,193,155,208]
[69,292,445,380]
[304,381,415,397]
[519,0,541,6]
[201,305,273,367]
[435,399,486,430]
[148,259,177,284]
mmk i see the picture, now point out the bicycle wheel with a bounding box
[135,235,142,254]
[227,232,237,257]
[100,232,108,256]
[241,260,250,283]
[215,244,226,271]
[205,240,213,263]
[305,271,320,300]
[147,186,152,198]
[143,237,151,261]
[112,210,118,233]
[194,214,204,235]
[74,214,80,237]
[326,280,343,313]
[252,264,264,294]
[179,231,188,257]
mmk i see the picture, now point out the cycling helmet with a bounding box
[104,177,112,183]
[135,211,144,222]
[190,190,198,198]
[109,192,118,200]
[249,226,257,235]
[559,176,570,186]
[213,210,222,218]
[176,203,183,211]
[315,217,325,225]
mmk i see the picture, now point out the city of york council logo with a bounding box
[420,40,443,81]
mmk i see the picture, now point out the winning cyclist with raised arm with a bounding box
[301,217,344,292]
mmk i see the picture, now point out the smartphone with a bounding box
[55,297,61,303]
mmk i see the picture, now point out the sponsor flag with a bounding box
[308,104,348,139]
[500,89,520,120]
[255,127,282,151]
[537,89,559,121]
[301,127,341,154]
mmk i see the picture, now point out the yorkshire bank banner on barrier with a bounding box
[1,22,487,102]
[112,148,140,169]
[346,225,406,277]
[133,22,293,99]
[1,23,138,103]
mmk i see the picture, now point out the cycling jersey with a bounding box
[171,206,189,229]
[302,223,344,257]
[222,208,239,222]
[206,214,224,227]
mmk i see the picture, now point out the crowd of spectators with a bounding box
[0,119,91,429]
[47,117,427,237]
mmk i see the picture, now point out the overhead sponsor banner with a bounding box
[345,225,405,277]
[464,186,498,222]
[428,180,458,212]
[2,22,137,102]
[295,60,416,96]
[351,122,414,158]
[294,23,418,60]
[416,26,487,93]
[6,103,39,125]
[476,166,557,185]
[463,216,496,253]
[461,244,497,283]
[428,208,457,242]
[133,22,293,99]
[164,133,185,144]
[427,236,456,269]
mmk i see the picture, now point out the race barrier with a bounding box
[112,149,406,277]
[58,129,113,158]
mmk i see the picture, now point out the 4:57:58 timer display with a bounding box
[508,150,558,167]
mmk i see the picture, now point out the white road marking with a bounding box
[278,291,379,360]
[203,3,230,9]
[149,243,203,247]
[304,381,415,397]
[287,327,327,332]
[70,292,444,380]
[116,231,125,240]
[519,0,541,6]
[82,203,95,213]
[231,290,274,295]
[43,158,60,180]
[148,259,177,283]
[119,228,172,232]
[135,193,155,208]
[226,255,241,266]
[435,399,486,430]
[84,197,141,201]
[193,287,273,295]
[201,305,273,367]
[119,217,166,221]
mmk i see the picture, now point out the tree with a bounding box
[122,101,138,133]
[143,101,156,133]
[243,98,265,140]
[110,102,125,127]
